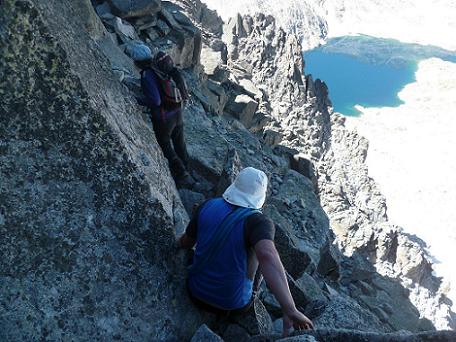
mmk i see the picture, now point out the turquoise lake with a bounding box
[304,35,456,116]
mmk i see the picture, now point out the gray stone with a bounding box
[215,148,242,196]
[156,19,171,36]
[190,324,223,342]
[222,324,250,342]
[113,16,139,42]
[263,128,283,146]
[287,273,312,309]
[107,0,161,19]
[3,0,454,339]
[357,280,375,295]
[178,189,206,216]
[201,79,228,115]
[159,7,183,31]
[261,289,282,318]
[290,154,318,189]
[165,30,202,69]
[280,329,456,342]
[162,1,196,33]
[316,241,340,281]
[303,298,329,319]
[239,78,262,99]
[97,35,139,79]
[95,2,112,17]
[146,27,160,41]
[233,298,274,335]
[274,224,312,279]
[272,318,283,334]
[0,1,204,340]
[225,94,258,127]
[314,295,386,333]
[296,274,326,303]
[199,4,223,36]
[201,46,224,76]
[135,16,158,32]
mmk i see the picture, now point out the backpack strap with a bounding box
[188,207,261,275]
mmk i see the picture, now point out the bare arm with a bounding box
[255,239,314,336]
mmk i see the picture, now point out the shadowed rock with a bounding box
[191,324,224,342]
[248,329,456,342]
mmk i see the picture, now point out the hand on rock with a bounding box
[282,309,314,337]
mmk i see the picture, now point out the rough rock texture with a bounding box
[0,0,205,340]
[191,324,224,342]
[222,12,455,330]
[249,329,456,342]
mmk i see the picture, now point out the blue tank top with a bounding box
[188,198,253,310]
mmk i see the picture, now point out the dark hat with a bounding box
[154,51,174,73]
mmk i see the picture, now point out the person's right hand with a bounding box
[282,309,314,337]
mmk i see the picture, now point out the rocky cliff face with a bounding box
[0,0,455,341]
[221,10,455,331]
[0,1,204,340]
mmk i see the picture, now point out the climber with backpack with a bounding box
[134,46,193,188]
[177,167,314,336]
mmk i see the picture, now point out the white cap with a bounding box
[222,167,268,209]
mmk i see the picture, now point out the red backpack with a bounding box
[153,69,183,109]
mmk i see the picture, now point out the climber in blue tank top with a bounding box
[177,167,314,337]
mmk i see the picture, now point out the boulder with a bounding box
[317,241,341,281]
[166,30,202,69]
[232,298,274,336]
[201,46,224,76]
[274,224,312,279]
[290,154,318,190]
[287,273,312,309]
[107,0,161,19]
[134,15,158,32]
[222,324,250,342]
[225,94,258,127]
[283,329,456,342]
[178,189,206,216]
[296,273,326,303]
[112,16,139,42]
[95,2,112,18]
[73,0,107,40]
[155,19,171,36]
[263,128,283,146]
[198,4,223,36]
[239,78,263,99]
[215,148,242,196]
[159,7,183,31]
[198,79,228,116]
[0,1,204,340]
[184,104,230,183]
[261,289,282,318]
[190,324,223,342]
[162,1,198,34]
[313,296,386,333]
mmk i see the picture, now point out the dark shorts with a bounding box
[186,279,253,318]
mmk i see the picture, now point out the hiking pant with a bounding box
[186,279,254,318]
[151,109,189,178]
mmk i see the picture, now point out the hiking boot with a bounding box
[175,172,194,189]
